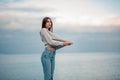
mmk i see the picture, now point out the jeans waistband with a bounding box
[45,47,56,53]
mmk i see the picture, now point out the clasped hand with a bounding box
[63,41,73,46]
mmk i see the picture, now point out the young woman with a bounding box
[40,17,72,80]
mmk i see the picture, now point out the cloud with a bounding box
[0,0,59,31]
[103,16,120,27]
[54,15,120,32]
[0,11,120,32]
[1,3,56,13]
[0,14,41,31]
[0,0,120,32]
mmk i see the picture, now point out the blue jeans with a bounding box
[41,47,56,80]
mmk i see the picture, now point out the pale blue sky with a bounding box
[0,0,120,54]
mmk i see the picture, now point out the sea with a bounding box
[0,52,120,80]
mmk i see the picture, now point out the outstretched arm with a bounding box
[51,33,67,42]
[40,28,64,47]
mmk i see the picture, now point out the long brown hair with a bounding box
[42,17,53,32]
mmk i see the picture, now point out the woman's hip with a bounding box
[41,47,56,59]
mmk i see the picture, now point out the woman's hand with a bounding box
[63,41,73,46]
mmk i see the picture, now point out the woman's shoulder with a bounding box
[40,28,48,35]
[41,28,47,31]
[40,28,47,32]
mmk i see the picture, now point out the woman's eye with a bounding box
[47,21,51,23]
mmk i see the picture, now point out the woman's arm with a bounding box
[40,28,64,47]
[51,32,67,42]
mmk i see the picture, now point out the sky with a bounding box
[0,0,120,54]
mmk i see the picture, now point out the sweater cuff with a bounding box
[59,42,64,46]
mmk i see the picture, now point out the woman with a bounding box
[40,17,72,80]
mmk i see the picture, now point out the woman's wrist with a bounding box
[63,41,72,46]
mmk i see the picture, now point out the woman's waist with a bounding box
[45,44,56,51]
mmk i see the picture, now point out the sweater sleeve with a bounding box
[51,33,67,42]
[40,28,64,46]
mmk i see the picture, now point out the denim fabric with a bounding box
[41,47,56,80]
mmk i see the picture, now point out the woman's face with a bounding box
[45,19,52,29]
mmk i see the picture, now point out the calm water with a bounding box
[0,53,120,80]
